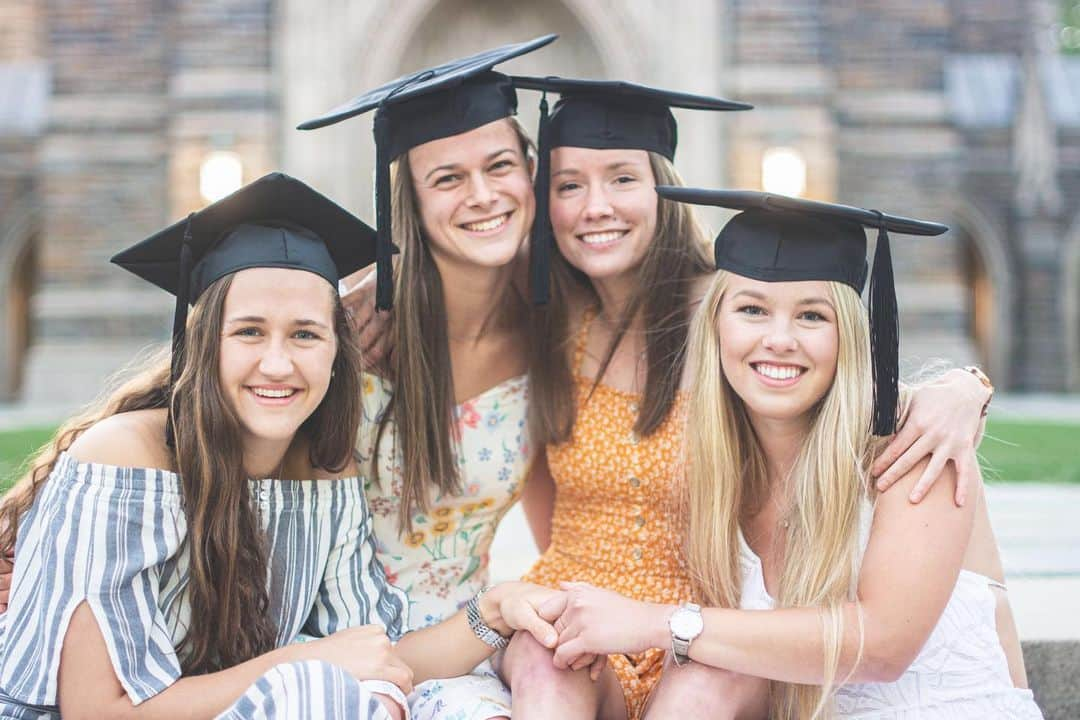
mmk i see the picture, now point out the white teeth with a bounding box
[252,387,295,398]
[754,363,803,381]
[462,213,509,232]
[580,231,624,245]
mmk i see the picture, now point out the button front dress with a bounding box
[523,311,693,720]
[0,453,409,719]
[359,371,532,720]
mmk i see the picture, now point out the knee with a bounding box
[651,663,767,718]
[502,631,579,690]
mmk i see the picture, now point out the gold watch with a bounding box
[962,366,994,417]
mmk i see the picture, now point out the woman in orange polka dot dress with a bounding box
[522,308,695,719]
[499,78,731,720]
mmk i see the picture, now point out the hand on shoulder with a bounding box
[65,408,174,471]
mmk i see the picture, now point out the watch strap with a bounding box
[465,586,510,650]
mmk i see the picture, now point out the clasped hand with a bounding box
[535,581,667,680]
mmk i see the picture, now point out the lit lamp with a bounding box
[761,146,806,197]
[199,151,244,204]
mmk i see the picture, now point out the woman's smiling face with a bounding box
[407,118,534,272]
[716,275,840,428]
[547,146,658,283]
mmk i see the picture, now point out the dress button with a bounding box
[628,432,639,445]
[629,402,639,413]
[635,516,645,528]
[632,548,643,560]
[629,476,641,488]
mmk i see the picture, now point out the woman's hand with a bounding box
[545,582,669,672]
[872,368,991,506]
[340,267,392,370]
[481,581,562,648]
[293,625,413,694]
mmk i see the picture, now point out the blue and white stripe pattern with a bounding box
[0,452,408,718]
[217,661,406,720]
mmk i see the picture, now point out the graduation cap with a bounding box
[511,77,752,305]
[112,172,377,443]
[654,187,949,436]
[296,34,558,311]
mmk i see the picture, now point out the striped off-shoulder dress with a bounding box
[0,452,410,719]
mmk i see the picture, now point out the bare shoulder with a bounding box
[66,408,173,471]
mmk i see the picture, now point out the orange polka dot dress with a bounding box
[524,310,693,720]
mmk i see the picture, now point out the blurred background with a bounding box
[0,0,1078,702]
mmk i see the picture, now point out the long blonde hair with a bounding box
[684,271,875,719]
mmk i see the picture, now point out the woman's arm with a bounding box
[521,448,556,552]
[59,603,410,720]
[873,367,992,505]
[395,581,561,684]
[552,458,976,685]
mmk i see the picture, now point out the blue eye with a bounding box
[737,305,766,316]
[799,310,827,322]
[293,329,321,341]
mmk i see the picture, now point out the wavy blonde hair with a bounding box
[683,271,876,719]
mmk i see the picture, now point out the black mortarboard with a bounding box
[297,35,558,311]
[655,187,949,436]
[512,77,752,305]
[112,172,377,443]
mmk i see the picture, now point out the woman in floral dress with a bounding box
[299,38,557,720]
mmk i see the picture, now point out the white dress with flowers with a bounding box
[358,372,531,720]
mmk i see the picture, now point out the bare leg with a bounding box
[499,632,628,720]
[644,658,768,720]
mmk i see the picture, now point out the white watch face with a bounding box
[670,608,704,639]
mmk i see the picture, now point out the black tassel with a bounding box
[167,213,195,448]
[530,92,552,306]
[374,111,394,311]
[869,214,899,436]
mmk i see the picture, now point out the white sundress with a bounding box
[359,372,531,720]
[0,452,410,719]
[736,506,1044,719]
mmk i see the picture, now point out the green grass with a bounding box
[979,419,1080,484]
[0,419,1077,493]
[0,426,56,492]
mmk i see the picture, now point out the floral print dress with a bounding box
[358,372,531,720]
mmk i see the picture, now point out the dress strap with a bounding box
[572,307,597,374]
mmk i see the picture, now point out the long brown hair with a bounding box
[528,152,712,445]
[0,272,364,675]
[374,117,534,532]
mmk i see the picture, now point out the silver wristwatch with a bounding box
[465,586,510,650]
[668,602,704,666]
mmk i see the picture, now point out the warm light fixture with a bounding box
[199,151,243,203]
[761,146,807,197]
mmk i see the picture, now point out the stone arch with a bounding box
[1064,210,1080,391]
[0,190,39,402]
[282,0,643,217]
[949,199,1015,387]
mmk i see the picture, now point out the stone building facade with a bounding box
[1,0,1078,405]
